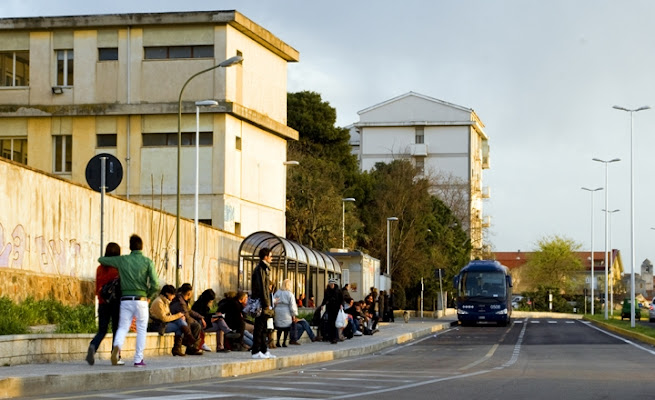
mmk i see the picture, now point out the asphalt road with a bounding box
[29,318,655,399]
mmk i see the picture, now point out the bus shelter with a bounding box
[237,231,341,306]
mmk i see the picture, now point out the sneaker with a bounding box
[252,351,267,359]
[85,344,95,366]
[116,358,125,366]
[353,330,363,336]
[201,343,212,352]
[263,351,276,359]
[134,360,146,367]
[110,346,120,366]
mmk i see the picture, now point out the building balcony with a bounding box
[409,143,428,157]
[482,186,490,199]
[482,215,491,228]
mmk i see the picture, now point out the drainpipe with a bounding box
[125,26,131,199]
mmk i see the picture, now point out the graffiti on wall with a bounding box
[0,223,83,277]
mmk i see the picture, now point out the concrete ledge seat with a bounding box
[0,331,217,366]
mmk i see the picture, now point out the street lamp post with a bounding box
[341,198,356,249]
[582,186,603,315]
[192,100,218,294]
[593,157,620,320]
[386,217,398,278]
[613,104,650,328]
[605,209,619,317]
[175,55,243,287]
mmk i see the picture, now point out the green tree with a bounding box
[523,235,585,293]
[285,91,359,250]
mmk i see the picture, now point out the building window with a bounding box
[144,45,214,60]
[97,134,117,148]
[199,219,212,226]
[235,136,242,151]
[53,135,72,173]
[415,157,424,175]
[98,48,118,61]
[56,49,74,86]
[142,132,213,147]
[235,222,241,236]
[0,51,29,87]
[0,137,27,164]
[415,127,424,144]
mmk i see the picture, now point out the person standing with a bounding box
[86,242,122,366]
[251,247,276,359]
[322,279,344,344]
[98,234,158,367]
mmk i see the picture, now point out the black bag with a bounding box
[100,277,121,303]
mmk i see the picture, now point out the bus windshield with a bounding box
[460,271,506,298]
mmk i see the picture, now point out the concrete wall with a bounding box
[0,157,241,305]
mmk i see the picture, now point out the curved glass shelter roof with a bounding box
[237,231,341,294]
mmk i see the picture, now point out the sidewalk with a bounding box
[0,315,457,399]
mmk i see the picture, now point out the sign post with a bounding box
[85,153,123,256]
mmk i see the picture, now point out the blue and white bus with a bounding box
[453,260,513,326]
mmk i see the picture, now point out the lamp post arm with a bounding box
[175,62,238,287]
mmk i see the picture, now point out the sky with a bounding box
[4,0,655,274]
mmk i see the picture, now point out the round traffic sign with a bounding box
[85,153,123,192]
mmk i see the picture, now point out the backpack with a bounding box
[100,277,121,303]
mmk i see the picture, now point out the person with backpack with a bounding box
[86,242,122,366]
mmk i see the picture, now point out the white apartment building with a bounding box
[350,92,490,254]
[0,10,298,238]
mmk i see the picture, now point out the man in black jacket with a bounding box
[251,247,276,359]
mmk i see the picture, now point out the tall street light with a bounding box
[613,104,650,327]
[176,55,243,287]
[605,209,619,317]
[386,217,399,277]
[582,186,603,315]
[341,198,356,249]
[593,157,620,320]
[192,100,218,294]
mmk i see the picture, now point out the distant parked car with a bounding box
[649,297,655,322]
[621,299,641,320]
[512,295,524,309]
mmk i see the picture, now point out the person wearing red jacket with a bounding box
[86,242,121,365]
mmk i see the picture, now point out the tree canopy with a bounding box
[523,235,585,293]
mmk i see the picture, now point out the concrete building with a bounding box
[0,10,298,239]
[350,92,490,254]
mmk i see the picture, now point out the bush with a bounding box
[0,296,97,335]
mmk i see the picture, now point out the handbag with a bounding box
[244,297,262,318]
[100,277,121,304]
[266,317,274,330]
[335,308,347,328]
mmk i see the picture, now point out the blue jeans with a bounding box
[291,319,315,341]
[243,330,253,347]
[90,302,120,351]
[165,318,188,337]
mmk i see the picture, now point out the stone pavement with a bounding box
[0,315,458,399]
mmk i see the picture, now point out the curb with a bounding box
[583,317,655,347]
[0,320,456,398]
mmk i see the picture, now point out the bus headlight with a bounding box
[495,308,508,315]
[457,309,469,315]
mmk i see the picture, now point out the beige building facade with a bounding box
[0,10,299,240]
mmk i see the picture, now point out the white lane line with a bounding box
[328,319,529,399]
[580,320,655,356]
[548,321,557,324]
[459,344,499,371]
